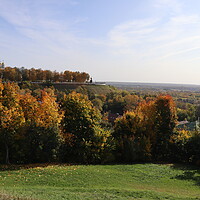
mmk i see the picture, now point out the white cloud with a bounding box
[170,15,200,25]
[107,11,200,62]
[153,0,182,14]
[108,18,159,55]
[0,0,87,56]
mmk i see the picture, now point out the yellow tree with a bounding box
[0,81,25,164]
[38,90,63,127]
[18,89,63,163]
[114,109,152,162]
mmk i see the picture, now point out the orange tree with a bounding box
[17,89,63,163]
[113,95,177,162]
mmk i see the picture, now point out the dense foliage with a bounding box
[60,92,110,163]
[113,96,177,162]
[0,79,200,165]
[0,81,62,164]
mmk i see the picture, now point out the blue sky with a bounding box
[1,0,200,84]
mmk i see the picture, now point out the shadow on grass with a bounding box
[170,163,200,186]
[0,161,152,171]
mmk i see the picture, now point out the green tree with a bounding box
[61,92,110,163]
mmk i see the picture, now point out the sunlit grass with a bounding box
[0,163,200,199]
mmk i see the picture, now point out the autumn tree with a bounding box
[17,89,63,163]
[0,81,64,164]
[113,101,155,162]
[61,92,110,163]
[113,95,177,162]
[0,81,25,164]
[123,94,141,112]
[1,66,90,83]
[153,95,177,160]
[64,70,73,82]
[29,68,37,81]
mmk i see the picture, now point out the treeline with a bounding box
[0,66,90,82]
[0,80,200,165]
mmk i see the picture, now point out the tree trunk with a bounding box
[5,142,10,164]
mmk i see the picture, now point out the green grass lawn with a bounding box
[0,163,200,200]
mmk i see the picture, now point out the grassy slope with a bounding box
[75,85,116,95]
[48,83,116,94]
[0,164,200,200]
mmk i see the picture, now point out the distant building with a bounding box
[177,120,199,131]
[177,120,189,125]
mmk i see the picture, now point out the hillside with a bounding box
[35,82,116,94]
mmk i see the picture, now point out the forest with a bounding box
[1,75,200,166]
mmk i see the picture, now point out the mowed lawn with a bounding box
[0,163,200,200]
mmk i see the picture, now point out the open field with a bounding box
[0,163,200,200]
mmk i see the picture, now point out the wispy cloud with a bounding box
[160,47,200,59]
[107,18,159,55]
[0,0,82,53]
[107,9,200,64]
